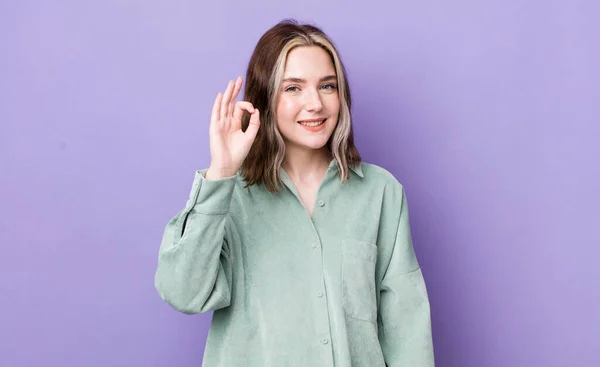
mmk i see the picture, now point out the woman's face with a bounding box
[275,46,340,153]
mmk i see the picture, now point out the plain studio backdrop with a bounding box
[1,1,598,366]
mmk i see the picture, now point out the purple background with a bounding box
[1,1,599,366]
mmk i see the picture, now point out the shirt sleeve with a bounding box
[154,169,237,315]
[378,183,435,366]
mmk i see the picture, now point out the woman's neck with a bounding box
[282,146,332,184]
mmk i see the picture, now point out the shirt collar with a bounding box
[329,159,364,178]
[280,159,363,190]
[351,163,364,178]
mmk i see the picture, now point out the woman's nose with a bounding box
[304,89,323,111]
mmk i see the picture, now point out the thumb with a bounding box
[245,109,260,141]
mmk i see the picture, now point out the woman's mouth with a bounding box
[298,119,326,127]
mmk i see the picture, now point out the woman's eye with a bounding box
[285,86,299,92]
[321,84,337,90]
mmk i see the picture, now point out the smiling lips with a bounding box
[298,118,327,131]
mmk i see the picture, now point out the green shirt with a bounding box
[154,160,435,366]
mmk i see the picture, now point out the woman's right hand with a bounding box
[206,77,260,180]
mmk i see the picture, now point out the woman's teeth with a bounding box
[298,119,326,127]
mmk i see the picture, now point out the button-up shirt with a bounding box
[154,160,435,366]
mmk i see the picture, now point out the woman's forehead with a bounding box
[283,46,336,79]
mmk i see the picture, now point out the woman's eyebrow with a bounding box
[282,75,337,83]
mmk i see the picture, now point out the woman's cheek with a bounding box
[278,97,299,117]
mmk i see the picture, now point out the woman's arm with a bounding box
[154,170,237,315]
[378,183,435,366]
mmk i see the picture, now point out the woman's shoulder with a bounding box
[357,162,408,210]
[358,162,405,190]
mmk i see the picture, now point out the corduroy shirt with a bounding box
[155,160,435,366]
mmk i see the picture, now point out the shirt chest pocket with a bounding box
[341,238,378,323]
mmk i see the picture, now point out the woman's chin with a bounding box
[286,137,331,152]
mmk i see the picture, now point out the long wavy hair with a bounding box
[241,19,361,192]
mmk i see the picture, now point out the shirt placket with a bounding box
[280,169,336,366]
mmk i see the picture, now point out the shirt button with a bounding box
[322,338,329,344]
[318,200,325,207]
[311,243,318,249]
[317,291,323,298]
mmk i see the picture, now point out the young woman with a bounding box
[155,19,435,367]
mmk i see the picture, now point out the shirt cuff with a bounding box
[186,169,237,215]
